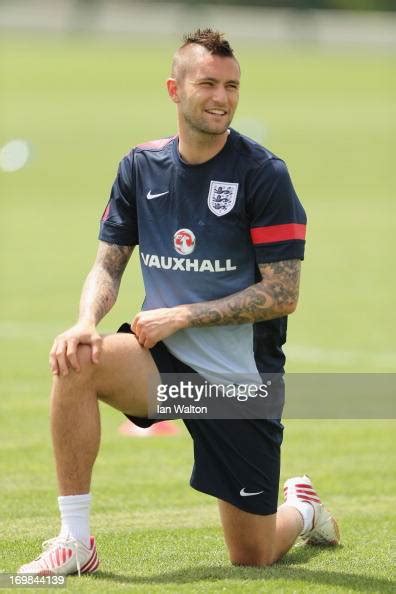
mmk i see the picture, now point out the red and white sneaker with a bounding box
[18,536,99,576]
[284,475,340,545]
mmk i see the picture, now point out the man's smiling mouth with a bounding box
[205,109,227,116]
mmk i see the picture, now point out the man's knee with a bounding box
[52,345,96,387]
[219,500,277,568]
[75,344,96,371]
[229,547,276,567]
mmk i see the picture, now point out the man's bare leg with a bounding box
[50,361,100,496]
[218,500,303,567]
[219,474,340,567]
[18,332,160,575]
[51,332,160,495]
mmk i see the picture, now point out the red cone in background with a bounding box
[118,420,181,437]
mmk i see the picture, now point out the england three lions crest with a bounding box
[208,181,239,217]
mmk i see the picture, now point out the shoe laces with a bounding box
[41,536,82,577]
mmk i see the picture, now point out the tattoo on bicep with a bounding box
[189,259,301,327]
[98,242,134,279]
[79,242,134,322]
[258,259,301,306]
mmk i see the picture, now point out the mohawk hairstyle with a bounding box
[171,28,237,79]
[181,28,235,57]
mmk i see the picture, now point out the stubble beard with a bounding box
[182,110,233,138]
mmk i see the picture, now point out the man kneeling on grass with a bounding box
[19,28,339,576]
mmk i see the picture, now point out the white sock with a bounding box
[279,500,314,535]
[58,494,91,547]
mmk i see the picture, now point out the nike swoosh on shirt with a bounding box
[146,190,169,200]
[240,488,265,497]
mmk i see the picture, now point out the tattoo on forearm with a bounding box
[79,242,133,323]
[188,260,301,327]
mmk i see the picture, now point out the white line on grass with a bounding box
[285,345,396,368]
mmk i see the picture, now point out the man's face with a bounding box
[173,49,240,136]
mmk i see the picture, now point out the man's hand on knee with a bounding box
[49,323,103,376]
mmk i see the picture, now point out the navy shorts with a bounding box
[118,323,283,516]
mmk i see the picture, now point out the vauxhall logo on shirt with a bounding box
[140,228,237,273]
[173,228,196,255]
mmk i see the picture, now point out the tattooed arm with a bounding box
[50,241,133,375]
[78,241,134,325]
[187,259,300,327]
[132,259,301,348]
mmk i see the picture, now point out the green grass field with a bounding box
[1,34,395,592]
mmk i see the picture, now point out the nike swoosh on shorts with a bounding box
[240,488,265,497]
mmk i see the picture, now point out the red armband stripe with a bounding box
[250,223,306,244]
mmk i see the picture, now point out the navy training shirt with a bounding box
[99,128,307,379]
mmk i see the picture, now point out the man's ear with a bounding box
[167,78,180,103]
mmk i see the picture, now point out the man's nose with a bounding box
[211,84,228,104]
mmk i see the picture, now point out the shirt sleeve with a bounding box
[247,158,307,263]
[98,151,139,246]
